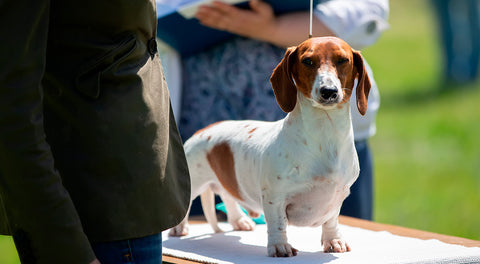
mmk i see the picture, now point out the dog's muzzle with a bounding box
[320,85,339,102]
[312,72,343,106]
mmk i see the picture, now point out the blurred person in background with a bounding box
[158,0,389,221]
[431,0,480,86]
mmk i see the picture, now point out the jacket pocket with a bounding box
[75,34,137,99]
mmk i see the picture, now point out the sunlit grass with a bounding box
[364,0,480,240]
[0,236,19,264]
[372,85,480,240]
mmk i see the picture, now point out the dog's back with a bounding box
[184,119,282,203]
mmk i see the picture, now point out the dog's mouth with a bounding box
[309,98,341,110]
[319,95,342,105]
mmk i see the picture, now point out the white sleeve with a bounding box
[314,0,390,50]
[157,39,183,124]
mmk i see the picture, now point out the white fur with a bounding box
[170,39,363,257]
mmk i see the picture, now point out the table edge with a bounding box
[339,216,480,247]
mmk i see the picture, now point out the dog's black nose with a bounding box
[320,86,338,101]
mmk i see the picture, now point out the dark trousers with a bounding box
[432,0,480,84]
[340,140,374,220]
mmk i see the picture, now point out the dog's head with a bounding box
[270,37,371,115]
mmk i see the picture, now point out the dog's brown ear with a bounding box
[352,50,371,116]
[270,47,297,113]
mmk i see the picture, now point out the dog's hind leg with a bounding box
[200,187,222,233]
[219,192,256,231]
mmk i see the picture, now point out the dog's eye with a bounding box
[302,58,314,67]
[337,58,349,65]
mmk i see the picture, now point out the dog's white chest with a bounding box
[284,175,351,227]
[261,109,359,227]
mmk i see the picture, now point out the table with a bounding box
[162,216,480,264]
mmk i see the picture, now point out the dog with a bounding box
[169,36,371,257]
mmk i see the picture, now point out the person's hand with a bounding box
[196,0,334,47]
[90,259,101,264]
[195,0,276,42]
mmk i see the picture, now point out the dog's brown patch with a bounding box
[207,142,243,201]
[247,127,258,139]
[313,175,326,182]
[248,210,260,218]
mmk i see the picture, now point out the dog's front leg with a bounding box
[321,214,351,253]
[262,198,298,257]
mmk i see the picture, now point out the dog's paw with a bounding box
[323,238,351,253]
[230,216,256,231]
[268,243,298,257]
[168,223,189,237]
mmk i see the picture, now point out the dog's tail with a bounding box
[200,187,222,233]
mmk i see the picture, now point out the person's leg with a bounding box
[431,0,456,83]
[466,0,480,81]
[433,0,480,84]
[447,0,478,83]
[91,233,162,264]
[340,140,373,220]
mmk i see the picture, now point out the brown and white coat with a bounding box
[170,37,371,257]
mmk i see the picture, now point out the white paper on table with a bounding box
[162,223,480,264]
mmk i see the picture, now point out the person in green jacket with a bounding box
[0,1,191,263]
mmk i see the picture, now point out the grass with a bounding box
[1,0,479,262]
[0,236,19,263]
[363,0,480,240]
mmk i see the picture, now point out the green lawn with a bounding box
[363,0,480,240]
[1,0,479,263]
[0,236,18,263]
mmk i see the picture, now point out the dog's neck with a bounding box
[283,93,354,147]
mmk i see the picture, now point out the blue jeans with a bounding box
[431,0,480,84]
[91,233,162,264]
[340,140,374,220]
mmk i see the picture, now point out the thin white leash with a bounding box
[309,0,313,38]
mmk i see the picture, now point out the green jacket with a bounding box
[0,0,191,263]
